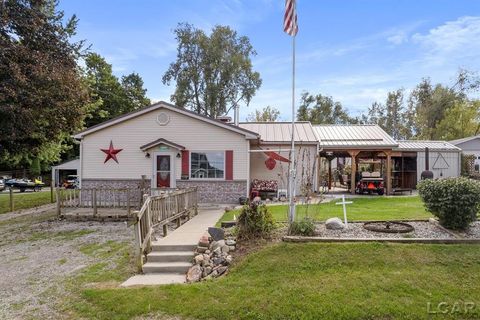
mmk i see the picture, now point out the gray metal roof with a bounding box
[450,135,480,146]
[313,124,398,148]
[394,140,461,152]
[239,122,318,144]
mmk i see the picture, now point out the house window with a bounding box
[190,152,224,179]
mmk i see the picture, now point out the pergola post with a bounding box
[386,151,392,195]
[348,151,359,195]
[325,155,335,190]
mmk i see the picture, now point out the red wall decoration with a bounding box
[101,140,123,163]
[265,157,276,170]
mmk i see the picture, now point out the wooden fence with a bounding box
[56,187,145,216]
[132,187,198,270]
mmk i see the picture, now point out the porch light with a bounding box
[145,152,150,158]
[176,152,181,158]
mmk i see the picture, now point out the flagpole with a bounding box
[288,34,296,226]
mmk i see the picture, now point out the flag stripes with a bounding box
[283,0,298,36]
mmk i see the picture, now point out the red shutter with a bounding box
[181,150,189,177]
[225,150,233,180]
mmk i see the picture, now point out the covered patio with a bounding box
[314,124,399,195]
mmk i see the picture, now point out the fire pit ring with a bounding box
[363,221,414,233]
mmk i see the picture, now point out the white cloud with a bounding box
[412,16,480,66]
[387,31,408,45]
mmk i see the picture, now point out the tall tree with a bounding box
[0,0,89,167]
[83,53,150,127]
[297,91,356,124]
[247,106,280,122]
[162,23,262,118]
[436,100,480,140]
[384,89,405,139]
[121,73,151,112]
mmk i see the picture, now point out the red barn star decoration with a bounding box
[101,141,123,163]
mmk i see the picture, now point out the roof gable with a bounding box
[74,101,259,140]
[140,138,185,151]
[450,135,480,146]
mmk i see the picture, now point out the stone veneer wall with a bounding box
[81,179,150,189]
[176,180,247,204]
[80,179,150,208]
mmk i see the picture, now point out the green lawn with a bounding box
[219,196,432,224]
[72,242,480,320]
[0,191,53,214]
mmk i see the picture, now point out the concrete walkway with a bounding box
[121,205,224,287]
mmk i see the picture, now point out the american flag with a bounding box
[283,0,298,36]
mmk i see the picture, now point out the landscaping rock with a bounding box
[198,235,210,247]
[325,217,345,230]
[225,255,233,265]
[253,196,262,203]
[217,266,228,276]
[225,239,236,246]
[212,240,225,251]
[208,227,225,241]
[194,254,204,265]
[228,246,235,251]
[221,245,230,253]
[186,265,202,283]
[197,246,208,253]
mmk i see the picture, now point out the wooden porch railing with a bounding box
[56,187,144,216]
[132,187,198,270]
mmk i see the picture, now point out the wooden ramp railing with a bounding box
[132,187,198,270]
[56,187,144,216]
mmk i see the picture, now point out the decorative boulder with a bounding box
[208,227,225,241]
[194,254,204,265]
[186,265,202,283]
[325,217,345,230]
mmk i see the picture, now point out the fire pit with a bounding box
[363,221,414,233]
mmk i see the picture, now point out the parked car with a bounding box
[5,178,45,192]
[63,175,79,189]
[0,179,5,191]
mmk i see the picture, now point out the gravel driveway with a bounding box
[0,209,135,319]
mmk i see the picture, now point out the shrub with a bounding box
[237,202,275,239]
[417,177,480,230]
[289,217,316,236]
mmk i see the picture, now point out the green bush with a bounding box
[237,202,275,239]
[417,177,480,230]
[289,217,316,236]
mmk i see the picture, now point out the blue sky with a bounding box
[59,0,480,120]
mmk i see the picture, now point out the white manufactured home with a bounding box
[73,101,461,203]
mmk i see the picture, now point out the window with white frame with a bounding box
[190,152,224,179]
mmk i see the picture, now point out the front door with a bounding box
[156,155,171,188]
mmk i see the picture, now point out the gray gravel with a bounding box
[0,210,135,320]
[458,221,480,239]
[315,221,458,239]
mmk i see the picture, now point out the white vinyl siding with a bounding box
[81,108,249,182]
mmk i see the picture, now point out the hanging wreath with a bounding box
[265,157,276,170]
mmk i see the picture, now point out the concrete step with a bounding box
[143,261,192,274]
[121,274,186,287]
[151,243,197,252]
[147,251,194,263]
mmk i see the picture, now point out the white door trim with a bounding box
[152,151,176,189]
